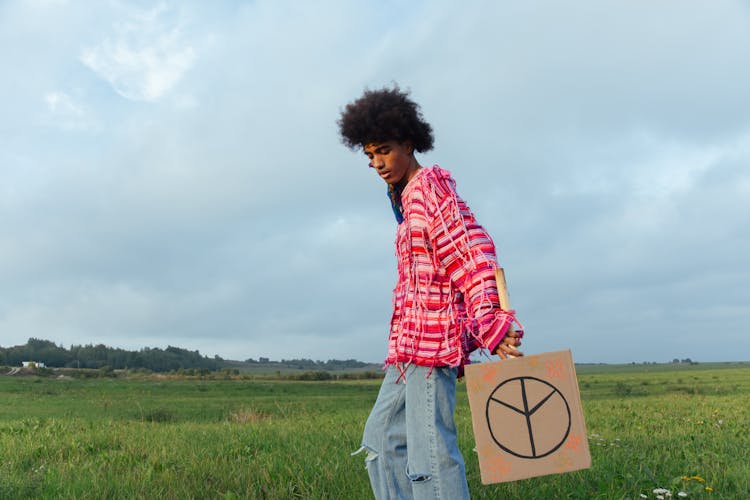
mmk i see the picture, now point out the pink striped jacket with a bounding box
[386,165,518,370]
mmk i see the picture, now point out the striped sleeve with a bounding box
[425,170,516,353]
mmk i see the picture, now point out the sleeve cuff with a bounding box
[477,309,517,354]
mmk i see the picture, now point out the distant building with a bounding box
[22,361,46,368]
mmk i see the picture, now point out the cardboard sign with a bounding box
[464,350,591,484]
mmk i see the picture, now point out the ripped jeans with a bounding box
[354,364,470,499]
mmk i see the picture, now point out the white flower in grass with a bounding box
[640,494,648,499]
[678,493,688,498]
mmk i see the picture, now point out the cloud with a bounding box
[1,0,749,364]
[26,0,69,6]
[42,90,97,131]
[80,3,195,101]
[45,91,82,115]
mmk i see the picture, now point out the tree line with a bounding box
[0,338,221,372]
[1,339,377,374]
[244,357,371,370]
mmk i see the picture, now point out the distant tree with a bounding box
[0,339,221,372]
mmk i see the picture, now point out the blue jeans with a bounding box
[355,364,471,500]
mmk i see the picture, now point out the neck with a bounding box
[395,158,422,190]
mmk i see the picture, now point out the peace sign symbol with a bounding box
[485,376,571,459]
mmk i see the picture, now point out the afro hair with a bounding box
[338,85,434,152]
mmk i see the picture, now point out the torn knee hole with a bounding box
[407,473,432,483]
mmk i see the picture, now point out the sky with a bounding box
[1,0,749,364]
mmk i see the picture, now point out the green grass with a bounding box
[1,365,748,499]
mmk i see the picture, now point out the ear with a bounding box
[401,140,415,155]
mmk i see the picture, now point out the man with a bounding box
[339,85,523,499]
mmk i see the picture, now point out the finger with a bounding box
[505,329,524,341]
[503,337,522,347]
[499,344,524,357]
[497,346,515,359]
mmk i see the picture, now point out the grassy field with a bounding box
[1,363,748,499]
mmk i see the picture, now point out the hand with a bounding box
[494,328,524,359]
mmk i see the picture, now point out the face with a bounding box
[364,140,419,187]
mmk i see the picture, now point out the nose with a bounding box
[370,155,385,170]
